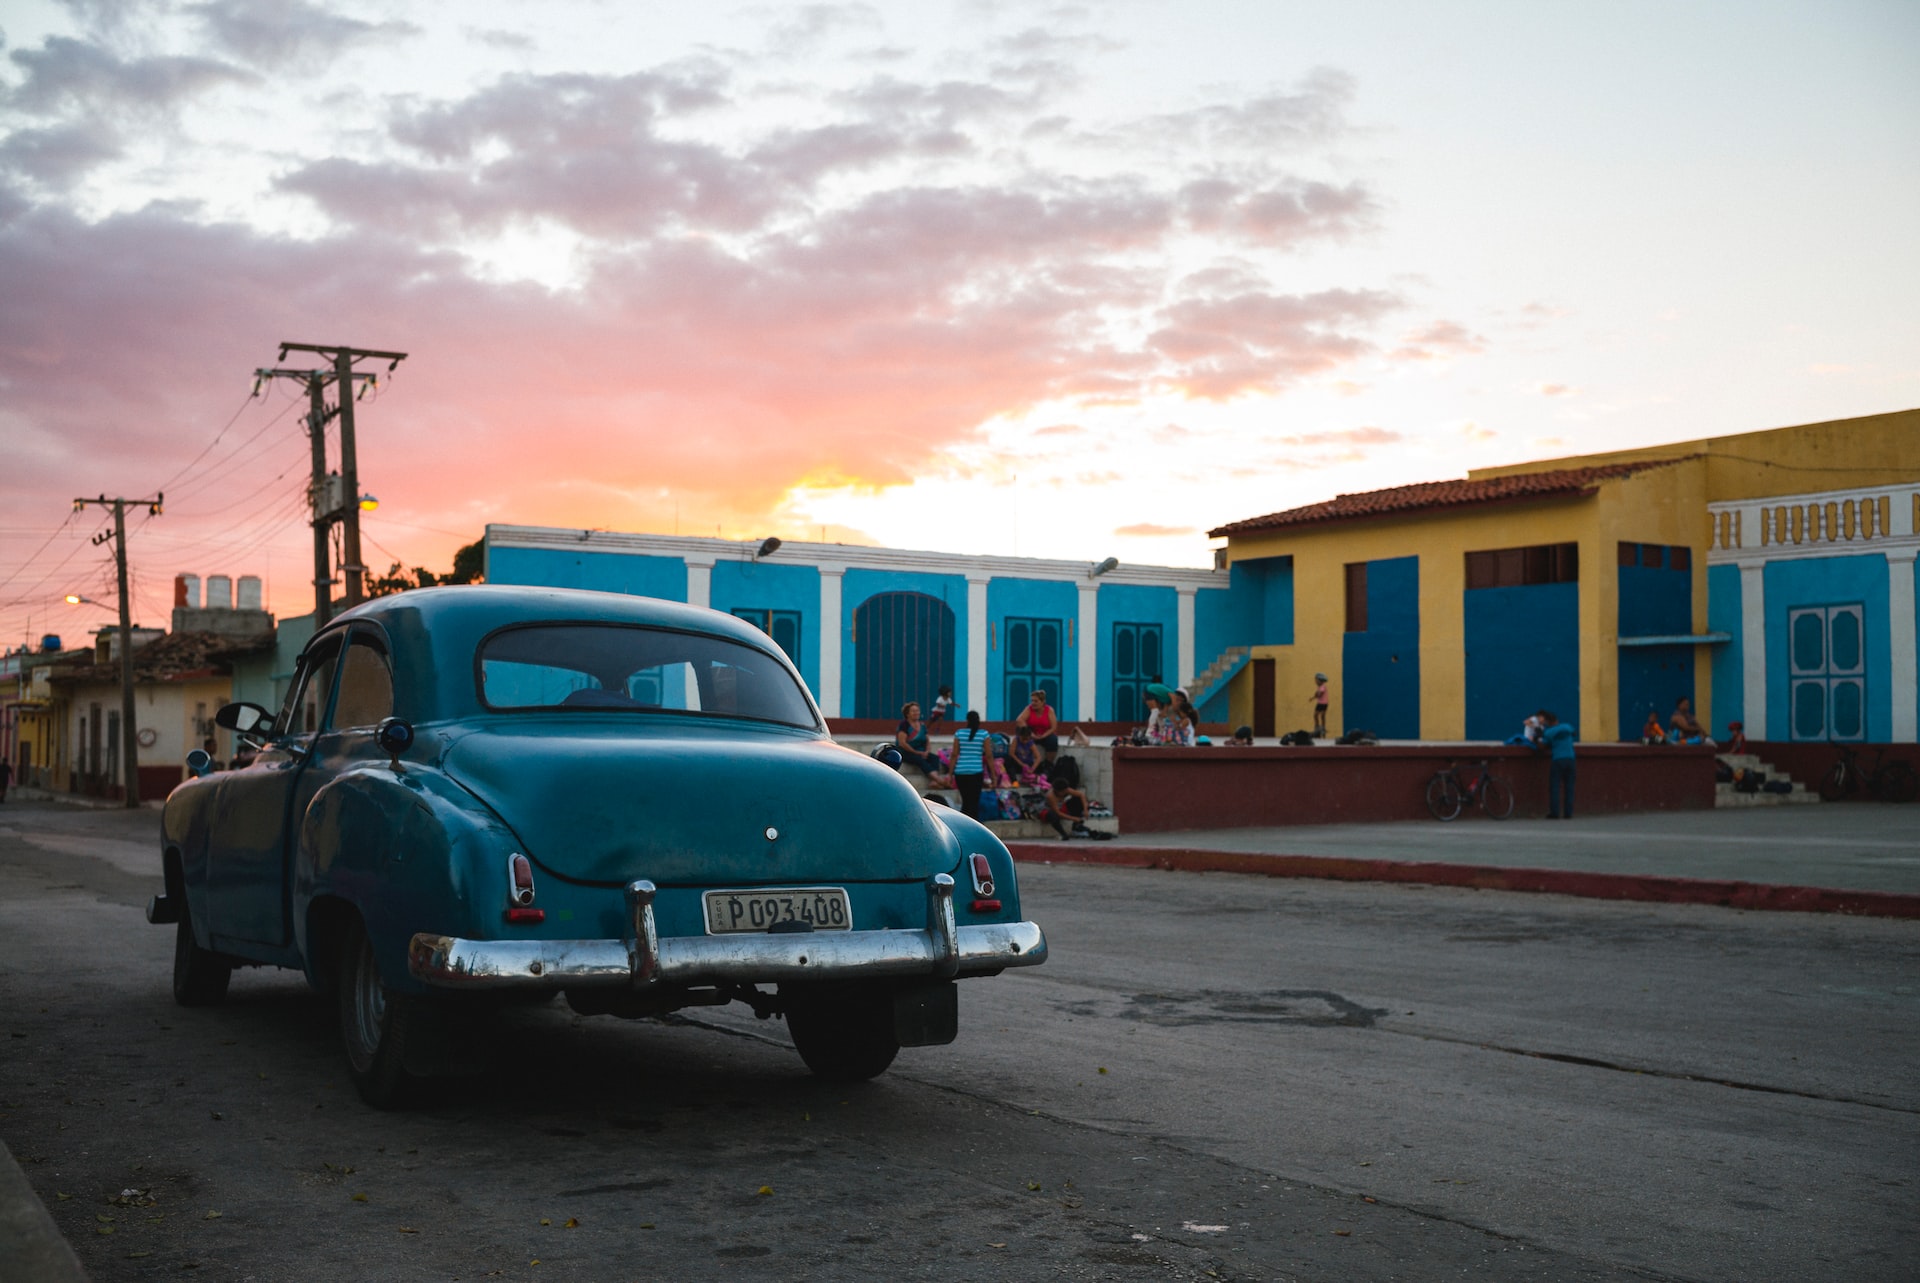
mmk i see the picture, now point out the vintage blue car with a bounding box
[150,585,1045,1106]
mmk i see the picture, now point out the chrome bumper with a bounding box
[407,874,1046,991]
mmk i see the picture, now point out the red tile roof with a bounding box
[50,629,274,686]
[1209,461,1683,538]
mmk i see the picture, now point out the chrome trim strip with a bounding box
[408,873,1043,991]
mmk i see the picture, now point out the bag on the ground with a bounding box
[1049,754,1082,788]
[1336,728,1379,746]
[1280,729,1315,746]
[1763,779,1793,794]
[977,790,1002,820]
[1714,759,1734,783]
[1734,768,1764,793]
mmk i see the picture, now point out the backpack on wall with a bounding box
[1279,730,1315,746]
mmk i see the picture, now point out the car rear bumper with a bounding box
[407,873,1045,990]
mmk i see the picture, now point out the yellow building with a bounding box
[1211,408,1920,745]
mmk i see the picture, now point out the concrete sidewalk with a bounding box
[1007,804,1920,917]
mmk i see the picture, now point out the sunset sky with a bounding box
[1,0,1915,643]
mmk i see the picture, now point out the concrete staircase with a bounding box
[1185,646,1252,712]
[1715,752,1820,807]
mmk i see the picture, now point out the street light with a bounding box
[1088,556,1120,578]
[359,493,379,511]
[64,594,109,608]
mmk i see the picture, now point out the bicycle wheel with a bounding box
[1817,762,1849,802]
[1480,774,1515,820]
[1873,761,1918,804]
[1426,773,1463,821]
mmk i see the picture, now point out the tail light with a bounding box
[968,853,1000,911]
[505,853,544,923]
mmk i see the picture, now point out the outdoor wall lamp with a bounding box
[755,537,783,559]
[1089,556,1120,578]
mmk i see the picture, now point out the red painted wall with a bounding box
[1747,742,1920,800]
[1110,743,1717,832]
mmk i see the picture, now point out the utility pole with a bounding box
[253,362,379,625]
[73,493,162,808]
[275,343,408,608]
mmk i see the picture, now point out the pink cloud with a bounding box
[1114,523,1195,537]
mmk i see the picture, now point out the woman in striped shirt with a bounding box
[949,710,996,820]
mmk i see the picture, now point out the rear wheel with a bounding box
[1481,775,1515,820]
[784,983,899,1082]
[1817,762,1849,802]
[1425,773,1463,821]
[337,918,426,1109]
[172,898,232,1007]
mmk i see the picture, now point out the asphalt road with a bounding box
[1,801,1915,1282]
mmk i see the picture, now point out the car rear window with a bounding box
[478,624,819,729]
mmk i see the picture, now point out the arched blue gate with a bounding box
[853,592,956,720]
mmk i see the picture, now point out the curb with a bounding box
[1003,843,1920,919]
[0,1140,88,1283]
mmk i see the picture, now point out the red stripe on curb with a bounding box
[1003,843,1920,919]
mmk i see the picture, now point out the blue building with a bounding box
[483,526,1255,723]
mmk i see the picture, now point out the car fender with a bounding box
[159,771,223,942]
[923,803,1023,921]
[295,762,521,994]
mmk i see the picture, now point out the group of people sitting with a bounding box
[889,690,1096,836]
[1137,683,1198,745]
[1641,697,1721,747]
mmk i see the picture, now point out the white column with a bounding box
[1739,562,1767,742]
[818,566,844,718]
[1176,587,1197,689]
[1889,548,1918,743]
[684,558,714,609]
[966,577,989,718]
[1076,583,1099,722]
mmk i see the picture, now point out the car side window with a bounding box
[331,632,395,730]
[277,634,344,736]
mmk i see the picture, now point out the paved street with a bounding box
[2,801,1916,1281]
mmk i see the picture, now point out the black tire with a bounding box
[1481,775,1516,820]
[783,983,899,1082]
[337,918,424,1109]
[172,898,232,1007]
[1873,761,1918,803]
[1817,763,1849,803]
[1425,773,1463,821]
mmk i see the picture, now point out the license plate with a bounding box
[702,887,852,935]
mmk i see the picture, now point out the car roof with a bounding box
[324,585,797,723]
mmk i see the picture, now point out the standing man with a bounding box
[1541,711,1577,819]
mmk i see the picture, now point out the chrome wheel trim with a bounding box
[345,939,385,1073]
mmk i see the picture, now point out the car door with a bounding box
[205,629,343,949]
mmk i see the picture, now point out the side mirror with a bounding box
[376,717,414,772]
[185,748,213,777]
[215,702,274,735]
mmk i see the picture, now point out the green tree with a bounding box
[365,539,484,599]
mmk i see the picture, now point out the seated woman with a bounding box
[894,702,951,782]
[1008,725,1045,783]
[1669,697,1713,746]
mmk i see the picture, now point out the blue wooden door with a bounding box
[1789,604,1865,741]
[1110,621,1162,724]
[1003,617,1063,719]
[853,592,956,720]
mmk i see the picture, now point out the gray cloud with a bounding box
[6,35,256,116]
[0,121,123,186]
[188,0,421,68]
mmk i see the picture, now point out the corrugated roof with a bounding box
[1209,460,1683,538]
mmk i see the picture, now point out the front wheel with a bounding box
[1481,775,1516,820]
[337,919,426,1109]
[1873,761,1918,804]
[784,983,899,1082]
[172,898,232,1007]
[1426,773,1463,821]
[1817,762,1849,802]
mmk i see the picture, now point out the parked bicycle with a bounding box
[1426,759,1515,821]
[1817,745,1918,803]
